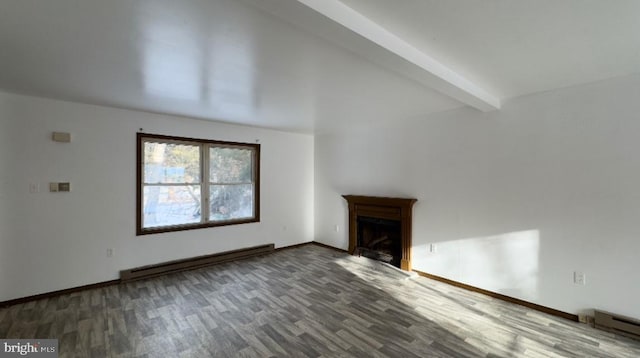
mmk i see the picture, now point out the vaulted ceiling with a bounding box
[1,0,639,133]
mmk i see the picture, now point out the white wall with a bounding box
[0,92,314,302]
[315,74,640,318]
[4,72,640,319]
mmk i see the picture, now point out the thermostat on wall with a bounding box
[52,132,71,142]
[49,182,71,192]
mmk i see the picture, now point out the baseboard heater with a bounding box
[120,244,275,282]
[594,310,640,340]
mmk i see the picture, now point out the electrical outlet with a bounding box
[574,271,586,285]
[429,244,438,253]
[334,225,340,232]
[29,183,40,193]
[106,248,114,258]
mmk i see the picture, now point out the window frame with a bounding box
[136,132,260,235]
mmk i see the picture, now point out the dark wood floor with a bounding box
[1,244,639,357]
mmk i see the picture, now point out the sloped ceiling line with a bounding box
[252,0,501,111]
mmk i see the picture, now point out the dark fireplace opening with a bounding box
[356,216,402,268]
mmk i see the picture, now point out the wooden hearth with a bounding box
[343,195,417,271]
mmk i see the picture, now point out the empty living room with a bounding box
[2,0,640,357]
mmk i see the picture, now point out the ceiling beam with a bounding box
[245,0,501,111]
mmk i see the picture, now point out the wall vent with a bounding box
[120,244,274,282]
[594,310,640,340]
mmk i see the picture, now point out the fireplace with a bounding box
[357,216,402,267]
[343,195,417,271]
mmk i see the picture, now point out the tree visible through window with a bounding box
[137,133,260,235]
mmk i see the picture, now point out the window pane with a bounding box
[209,147,252,183]
[143,185,201,228]
[209,184,254,221]
[144,141,200,184]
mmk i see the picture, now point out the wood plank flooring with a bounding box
[1,244,639,357]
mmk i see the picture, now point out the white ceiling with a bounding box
[340,0,640,100]
[1,0,639,133]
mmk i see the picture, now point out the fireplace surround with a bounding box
[343,195,417,271]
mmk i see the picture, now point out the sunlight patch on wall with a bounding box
[417,229,540,300]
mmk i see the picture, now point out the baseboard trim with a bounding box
[0,279,120,308]
[276,241,348,253]
[275,242,314,251]
[1,244,276,308]
[414,270,579,322]
[310,241,349,252]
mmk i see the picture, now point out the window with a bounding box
[137,133,260,235]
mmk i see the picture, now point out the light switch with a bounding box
[49,183,59,192]
[29,183,40,193]
[58,182,71,192]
